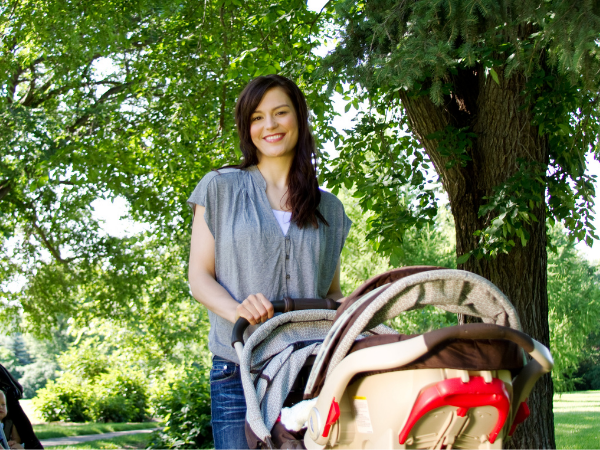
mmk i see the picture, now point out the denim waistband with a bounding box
[212,354,238,365]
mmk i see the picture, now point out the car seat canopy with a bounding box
[305,268,522,399]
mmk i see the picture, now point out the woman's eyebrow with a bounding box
[252,104,290,114]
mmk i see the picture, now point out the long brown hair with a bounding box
[234,75,327,229]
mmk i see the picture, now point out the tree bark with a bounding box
[399,68,555,448]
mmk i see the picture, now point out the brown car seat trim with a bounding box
[349,334,524,371]
[423,323,535,353]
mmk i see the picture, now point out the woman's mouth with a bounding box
[264,133,285,143]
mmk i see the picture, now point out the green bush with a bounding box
[149,364,212,449]
[33,366,150,423]
[574,332,600,391]
[33,373,92,422]
[90,368,149,422]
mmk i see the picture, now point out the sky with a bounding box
[93,0,600,262]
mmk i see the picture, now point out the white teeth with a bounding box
[264,134,284,142]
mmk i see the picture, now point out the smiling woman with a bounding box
[186,75,352,449]
[249,88,299,164]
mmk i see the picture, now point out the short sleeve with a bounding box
[341,208,352,251]
[187,171,218,237]
[319,190,353,261]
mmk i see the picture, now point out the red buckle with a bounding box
[322,398,340,438]
[398,376,510,445]
[508,400,530,436]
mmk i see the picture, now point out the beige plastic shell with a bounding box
[305,368,512,449]
[304,332,552,449]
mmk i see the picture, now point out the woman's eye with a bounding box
[252,116,262,121]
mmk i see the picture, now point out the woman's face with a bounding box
[250,87,299,162]
[0,392,6,421]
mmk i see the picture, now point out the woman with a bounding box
[187,75,351,449]
[0,390,24,450]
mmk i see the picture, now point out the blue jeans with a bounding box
[210,355,248,449]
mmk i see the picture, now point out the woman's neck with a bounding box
[257,156,293,211]
[257,156,292,191]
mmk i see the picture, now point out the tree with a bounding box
[322,1,600,447]
[547,226,600,392]
[1,0,334,330]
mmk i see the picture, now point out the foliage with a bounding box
[338,189,391,294]
[573,332,600,391]
[339,187,456,292]
[547,227,600,392]
[28,307,209,424]
[327,114,440,267]
[89,368,149,423]
[33,372,92,422]
[426,126,475,170]
[34,363,150,423]
[464,160,546,262]
[17,359,59,399]
[339,188,457,334]
[149,363,213,449]
[0,0,336,332]
[321,0,600,261]
[0,326,71,398]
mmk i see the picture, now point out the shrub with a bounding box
[149,364,212,449]
[33,373,92,422]
[574,332,600,391]
[18,360,59,398]
[90,368,149,422]
[33,366,150,423]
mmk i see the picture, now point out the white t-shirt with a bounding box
[272,209,292,235]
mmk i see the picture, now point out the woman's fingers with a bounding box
[237,294,274,325]
[256,293,275,321]
[240,296,262,325]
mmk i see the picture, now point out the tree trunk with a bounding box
[398,67,555,448]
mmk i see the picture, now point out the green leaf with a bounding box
[489,68,500,85]
[457,252,471,264]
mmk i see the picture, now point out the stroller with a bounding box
[231,267,554,449]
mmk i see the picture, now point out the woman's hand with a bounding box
[8,440,24,450]
[235,293,274,325]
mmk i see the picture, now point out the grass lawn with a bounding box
[32,422,161,440]
[43,433,154,449]
[554,390,600,449]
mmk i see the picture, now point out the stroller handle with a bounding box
[231,297,339,347]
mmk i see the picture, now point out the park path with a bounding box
[40,428,159,447]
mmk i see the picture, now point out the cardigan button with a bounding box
[286,274,290,279]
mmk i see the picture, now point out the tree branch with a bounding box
[0,182,11,202]
[25,205,70,265]
[20,64,39,106]
[67,82,133,133]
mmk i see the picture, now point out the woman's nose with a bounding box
[265,114,277,130]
